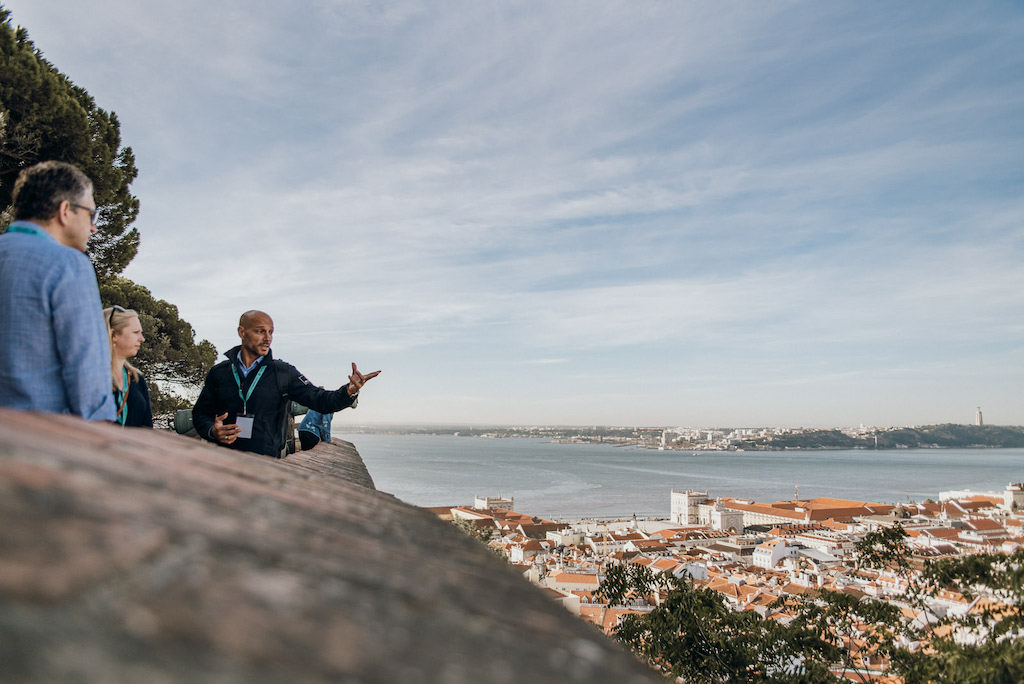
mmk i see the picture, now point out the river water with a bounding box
[337,433,1024,521]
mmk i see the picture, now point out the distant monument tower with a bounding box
[976,407,984,426]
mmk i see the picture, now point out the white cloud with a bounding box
[7,0,1024,425]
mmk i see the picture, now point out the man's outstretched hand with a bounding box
[347,362,381,397]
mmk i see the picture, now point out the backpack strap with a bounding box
[271,360,296,457]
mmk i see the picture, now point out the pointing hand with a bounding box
[347,362,381,397]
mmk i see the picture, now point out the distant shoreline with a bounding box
[560,442,1024,452]
[342,423,1024,451]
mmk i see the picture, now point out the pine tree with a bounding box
[0,6,216,421]
[0,7,139,280]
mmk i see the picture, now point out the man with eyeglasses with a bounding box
[0,161,116,421]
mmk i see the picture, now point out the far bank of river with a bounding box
[339,434,1024,521]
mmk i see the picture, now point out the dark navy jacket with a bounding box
[113,371,153,428]
[192,346,355,457]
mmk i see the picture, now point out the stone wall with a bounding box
[0,408,658,683]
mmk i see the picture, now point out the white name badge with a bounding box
[236,415,255,439]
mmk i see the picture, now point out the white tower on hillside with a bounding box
[976,407,984,426]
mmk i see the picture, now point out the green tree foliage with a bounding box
[875,424,1024,449]
[733,425,1024,450]
[855,523,915,576]
[100,277,217,419]
[595,564,838,682]
[0,7,139,281]
[889,546,1024,683]
[784,587,904,682]
[786,524,1024,682]
[452,517,495,544]
[763,430,860,450]
[597,528,1024,682]
[1,6,217,423]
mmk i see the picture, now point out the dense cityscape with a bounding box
[434,481,1024,680]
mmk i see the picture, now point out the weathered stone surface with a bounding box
[0,409,659,683]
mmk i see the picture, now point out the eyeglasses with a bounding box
[70,203,101,226]
[108,305,126,328]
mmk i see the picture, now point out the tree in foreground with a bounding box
[99,277,217,418]
[887,546,1024,682]
[0,6,139,280]
[1,6,216,420]
[595,563,838,682]
[452,516,495,544]
[596,526,1024,682]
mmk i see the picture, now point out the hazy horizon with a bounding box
[339,419,1016,430]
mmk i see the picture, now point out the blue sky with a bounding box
[8,1,1023,426]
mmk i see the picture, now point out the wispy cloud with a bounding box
[8,0,1024,424]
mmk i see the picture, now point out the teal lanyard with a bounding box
[6,224,47,238]
[231,364,266,414]
[115,367,129,426]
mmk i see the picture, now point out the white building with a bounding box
[586,531,646,556]
[696,500,746,532]
[752,539,800,569]
[671,489,710,525]
[708,502,745,533]
[793,532,856,557]
[546,528,585,547]
[509,538,551,563]
[1004,483,1024,512]
[474,495,513,510]
[939,489,1001,503]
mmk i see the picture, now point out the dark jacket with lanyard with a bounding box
[113,367,153,428]
[192,345,357,458]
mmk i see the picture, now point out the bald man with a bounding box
[192,310,380,457]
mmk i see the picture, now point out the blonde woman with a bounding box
[104,306,153,427]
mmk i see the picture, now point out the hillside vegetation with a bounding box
[735,424,1024,450]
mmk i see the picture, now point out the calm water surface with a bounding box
[337,434,1024,521]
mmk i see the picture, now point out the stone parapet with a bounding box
[0,408,657,683]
